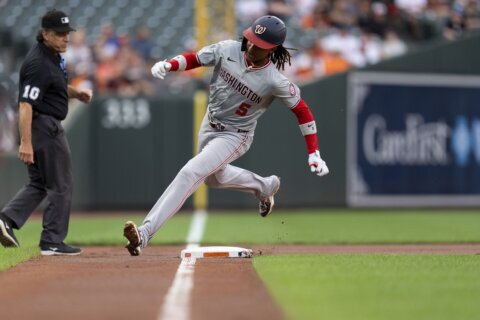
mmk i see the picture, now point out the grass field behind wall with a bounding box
[1,209,480,320]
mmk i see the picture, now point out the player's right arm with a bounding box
[151,52,201,79]
[151,40,235,79]
[18,101,34,165]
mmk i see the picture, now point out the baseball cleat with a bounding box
[259,176,280,217]
[0,214,19,248]
[124,221,142,256]
[259,196,275,218]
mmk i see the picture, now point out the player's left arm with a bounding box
[291,98,329,177]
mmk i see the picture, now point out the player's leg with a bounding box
[204,164,280,217]
[127,131,252,253]
[204,164,280,200]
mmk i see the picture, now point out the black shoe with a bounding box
[0,213,19,248]
[40,242,82,256]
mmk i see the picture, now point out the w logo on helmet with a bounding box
[254,25,267,34]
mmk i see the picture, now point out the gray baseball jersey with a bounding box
[198,40,301,131]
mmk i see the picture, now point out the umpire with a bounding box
[0,9,92,255]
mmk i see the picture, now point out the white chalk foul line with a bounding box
[159,210,208,320]
[159,253,196,320]
[186,209,208,245]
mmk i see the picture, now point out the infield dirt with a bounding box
[0,244,479,320]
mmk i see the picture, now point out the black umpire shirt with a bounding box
[18,41,68,120]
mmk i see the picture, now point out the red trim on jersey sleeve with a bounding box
[291,99,314,124]
[291,98,319,154]
[168,52,202,71]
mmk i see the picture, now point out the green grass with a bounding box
[10,214,192,246]
[203,210,480,244]
[67,214,191,245]
[2,209,480,319]
[3,209,480,271]
[0,246,40,271]
[254,254,480,320]
[0,213,191,271]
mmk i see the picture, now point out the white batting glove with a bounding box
[151,60,172,79]
[308,150,329,177]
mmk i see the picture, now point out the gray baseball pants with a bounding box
[139,114,278,245]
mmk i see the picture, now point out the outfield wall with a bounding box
[1,32,479,210]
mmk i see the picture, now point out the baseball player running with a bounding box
[123,15,329,256]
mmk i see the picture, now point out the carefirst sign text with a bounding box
[363,114,450,165]
[348,72,480,207]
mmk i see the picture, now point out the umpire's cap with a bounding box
[41,9,76,32]
[242,15,286,49]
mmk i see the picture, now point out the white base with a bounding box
[181,246,253,259]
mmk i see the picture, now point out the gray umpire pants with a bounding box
[1,113,73,245]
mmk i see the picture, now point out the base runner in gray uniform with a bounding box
[123,16,329,256]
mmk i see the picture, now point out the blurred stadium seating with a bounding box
[0,0,317,61]
[0,0,194,63]
[0,0,479,109]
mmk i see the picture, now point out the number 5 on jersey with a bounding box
[23,85,40,100]
[235,102,251,116]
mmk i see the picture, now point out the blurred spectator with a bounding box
[70,67,94,93]
[116,37,154,96]
[266,0,293,22]
[395,0,428,15]
[358,1,389,38]
[322,49,350,75]
[236,0,268,27]
[94,22,120,61]
[95,52,120,93]
[360,30,383,65]
[300,1,332,33]
[381,29,408,59]
[464,0,480,29]
[443,4,466,40]
[329,0,358,29]
[131,26,154,61]
[65,28,94,92]
[291,0,318,18]
[321,27,366,67]
[395,0,439,41]
[428,0,451,20]
[290,40,325,83]
[289,39,351,83]
[0,80,17,153]
[93,32,154,96]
